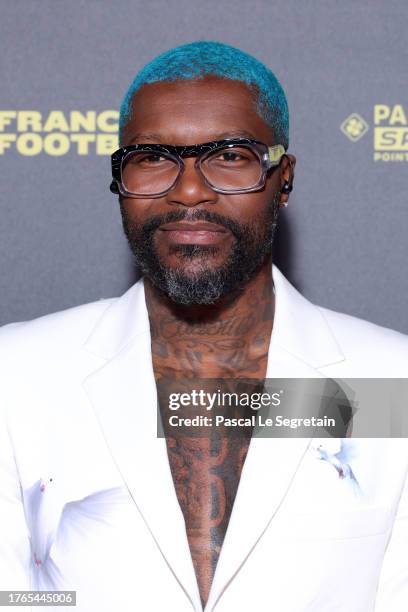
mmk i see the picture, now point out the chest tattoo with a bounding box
[149,290,273,606]
[165,432,251,607]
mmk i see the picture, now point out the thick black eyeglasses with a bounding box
[110,138,286,198]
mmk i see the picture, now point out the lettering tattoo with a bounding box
[149,289,274,380]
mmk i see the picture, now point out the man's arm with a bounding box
[375,462,408,611]
[0,405,32,592]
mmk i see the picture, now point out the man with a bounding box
[1,41,408,612]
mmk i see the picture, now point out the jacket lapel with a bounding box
[206,267,346,609]
[82,283,202,611]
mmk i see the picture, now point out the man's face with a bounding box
[119,76,295,305]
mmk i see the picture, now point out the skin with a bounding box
[120,76,296,607]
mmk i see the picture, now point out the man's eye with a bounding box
[126,153,169,167]
[217,151,246,162]
[139,154,168,163]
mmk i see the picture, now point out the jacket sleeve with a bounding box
[0,404,32,593]
[375,464,408,611]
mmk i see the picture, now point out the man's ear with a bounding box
[279,154,296,208]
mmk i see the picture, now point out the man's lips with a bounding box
[159,222,227,232]
[158,221,229,245]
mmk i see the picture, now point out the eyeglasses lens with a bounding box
[121,151,180,196]
[200,146,262,191]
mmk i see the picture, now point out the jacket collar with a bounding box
[269,266,344,370]
[84,264,345,370]
[83,279,150,360]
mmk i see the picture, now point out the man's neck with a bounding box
[144,256,275,379]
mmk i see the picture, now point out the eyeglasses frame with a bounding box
[110,137,287,198]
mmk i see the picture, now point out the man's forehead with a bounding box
[122,77,274,145]
[132,76,256,103]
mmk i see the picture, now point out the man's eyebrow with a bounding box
[214,130,258,140]
[128,130,258,145]
[128,132,163,143]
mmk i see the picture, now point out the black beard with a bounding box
[120,195,280,305]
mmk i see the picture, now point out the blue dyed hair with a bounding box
[119,41,289,149]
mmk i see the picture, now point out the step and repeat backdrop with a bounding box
[1,1,407,332]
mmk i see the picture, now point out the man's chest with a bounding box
[152,357,265,606]
[164,432,251,607]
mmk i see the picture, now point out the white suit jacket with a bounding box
[1,265,408,612]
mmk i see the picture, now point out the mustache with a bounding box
[140,209,244,240]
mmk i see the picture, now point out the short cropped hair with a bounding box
[119,40,289,149]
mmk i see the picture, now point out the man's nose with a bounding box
[166,157,217,207]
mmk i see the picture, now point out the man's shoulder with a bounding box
[273,266,408,373]
[318,304,408,348]
[317,304,408,372]
[0,297,117,357]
